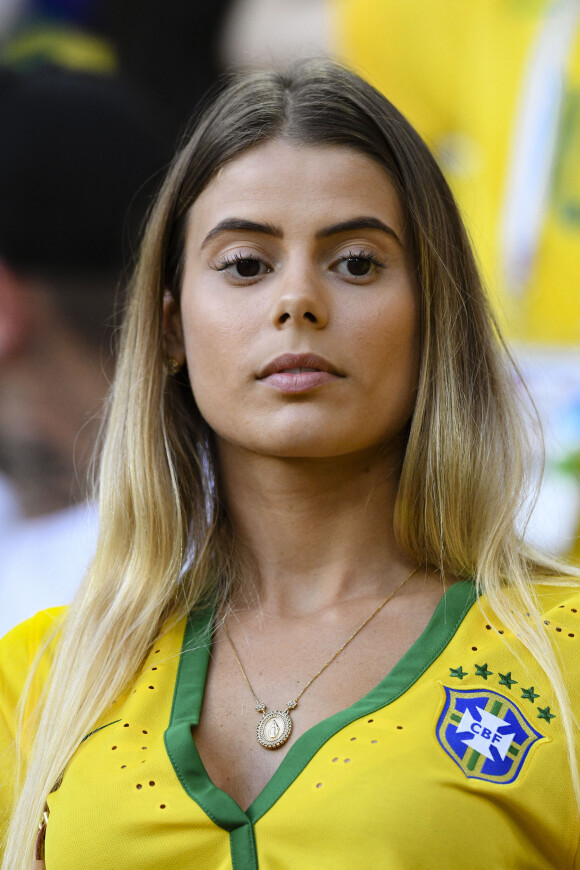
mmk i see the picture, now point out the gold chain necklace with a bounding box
[223,566,419,750]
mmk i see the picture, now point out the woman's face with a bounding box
[165,140,420,463]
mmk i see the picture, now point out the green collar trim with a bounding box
[165,580,477,862]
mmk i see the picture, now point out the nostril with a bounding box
[304,311,317,322]
[279,312,291,323]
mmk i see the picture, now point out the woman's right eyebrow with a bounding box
[201,218,282,248]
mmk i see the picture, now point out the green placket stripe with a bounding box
[230,824,258,870]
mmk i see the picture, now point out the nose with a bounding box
[270,270,328,330]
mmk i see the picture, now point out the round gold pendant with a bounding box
[256,710,293,749]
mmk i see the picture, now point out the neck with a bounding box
[218,440,415,616]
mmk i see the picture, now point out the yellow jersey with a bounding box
[1,581,580,868]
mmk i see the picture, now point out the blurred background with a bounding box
[0,0,578,635]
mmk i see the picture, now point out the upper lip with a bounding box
[257,353,343,378]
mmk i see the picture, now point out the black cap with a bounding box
[0,65,168,275]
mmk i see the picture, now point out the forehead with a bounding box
[186,140,405,239]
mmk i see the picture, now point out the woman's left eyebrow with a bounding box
[316,216,402,246]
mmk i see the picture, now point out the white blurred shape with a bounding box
[219,0,331,69]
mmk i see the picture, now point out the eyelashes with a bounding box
[212,251,270,279]
[335,249,388,278]
[210,247,388,283]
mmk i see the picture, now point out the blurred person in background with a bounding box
[0,0,231,149]
[0,66,166,635]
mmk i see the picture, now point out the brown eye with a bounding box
[346,257,371,276]
[235,258,261,277]
[332,251,385,280]
[216,254,271,280]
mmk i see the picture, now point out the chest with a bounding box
[193,635,397,808]
[193,599,441,809]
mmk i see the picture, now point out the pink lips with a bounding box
[257,353,343,394]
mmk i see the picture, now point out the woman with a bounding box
[1,59,579,869]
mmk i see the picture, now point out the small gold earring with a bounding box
[167,356,184,376]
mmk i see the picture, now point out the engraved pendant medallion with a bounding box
[256,710,293,749]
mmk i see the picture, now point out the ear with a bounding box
[162,290,186,365]
[0,260,33,362]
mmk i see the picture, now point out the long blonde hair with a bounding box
[3,59,577,868]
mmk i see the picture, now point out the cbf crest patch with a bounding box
[437,687,544,784]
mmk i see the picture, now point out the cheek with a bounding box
[179,300,257,432]
[362,294,420,381]
[181,297,233,376]
[181,287,260,366]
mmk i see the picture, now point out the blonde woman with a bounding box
[1,60,579,870]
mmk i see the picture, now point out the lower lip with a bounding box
[260,371,340,393]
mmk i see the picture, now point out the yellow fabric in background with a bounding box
[334,0,580,345]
